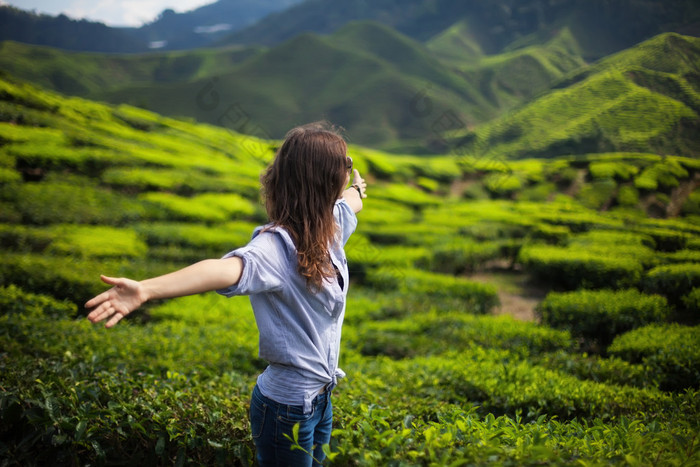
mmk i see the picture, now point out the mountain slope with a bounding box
[430,25,587,110]
[0,41,264,96]
[220,0,700,60]
[94,23,494,149]
[448,33,700,160]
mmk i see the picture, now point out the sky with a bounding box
[2,0,214,27]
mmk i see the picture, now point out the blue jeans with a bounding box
[250,384,332,466]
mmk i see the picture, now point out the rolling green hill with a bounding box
[428,25,587,111]
[447,33,700,160]
[0,19,697,154]
[0,40,265,96]
[0,20,588,151]
[1,22,494,150]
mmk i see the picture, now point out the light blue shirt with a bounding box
[217,199,357,413]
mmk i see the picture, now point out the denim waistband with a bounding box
[253,384,329,414]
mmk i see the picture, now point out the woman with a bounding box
[85,121,367,465]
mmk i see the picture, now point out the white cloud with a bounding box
[4,0,214,26]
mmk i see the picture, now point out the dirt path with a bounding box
[667,172,700,217]
[468,270,548,322]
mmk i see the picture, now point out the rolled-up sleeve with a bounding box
[216,232,287,296]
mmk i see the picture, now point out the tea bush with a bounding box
[657,249,700,266]
[0,223,54,252]
[588,160,639,180]
[577,179,617,209]
[567,232,657,267]
[0,355,255,466]
[6,141,123,175]
[357,148,412,180]
[643,262,700,305]
[518,244,644,289]
[616,184,640,206]
[3,178,146,225]
[366,267,499,314]
[515,181,557,202]
[362,222,454,246]
[634,159,689,190]
[681,190,700,215]
[139,192,259,223]
[530,222,570,244]
[344,311,572,359]
[0,253,182,305]
[0,121,67,144]
[531,205,623,232]
[102,167,219,193]
[609,324,700,391]
[483,172,523,196]
[409,156,461,183]
[536,288,670,347]
[330,357,700,464]
[569,229,656,249]
[370,183,442,208]
[341,347,673,422]
[0,284,75,319]
[535,350,655,388]
[134,221,258,259]
[354,198,414,226]
[416,176,440,193]
[0,165,20,183]
[0,287,260,465]
[328,402,699,465]
[682,287,700,312]
[420,239,503,274]
[424,200,536,232]
[347,241,433,282]
[46,225,148,258]
[633,226,689,251]
[685,237,700,250]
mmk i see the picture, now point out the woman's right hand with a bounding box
[85,275,147,328]
[344,169,367,213]
[352,169,367,198]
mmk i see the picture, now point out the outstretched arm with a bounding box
[85,256,243,328]
[343,169,367,213]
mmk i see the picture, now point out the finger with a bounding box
[85,290,112,309]
[85,275,120,309]
[87,302,113,323]
[100,275,123,287]
[105,311,125,329]
[353,169,362,182]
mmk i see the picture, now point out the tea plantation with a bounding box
[1,74,699,465]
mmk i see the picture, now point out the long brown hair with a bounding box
[261,121,349,291]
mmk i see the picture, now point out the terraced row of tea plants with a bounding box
[1,74,699,465]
